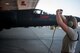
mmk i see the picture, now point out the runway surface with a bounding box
[0,27,80,53]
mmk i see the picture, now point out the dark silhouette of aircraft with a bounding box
[0,9,80,31]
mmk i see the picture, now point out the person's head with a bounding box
[66,16,78,29]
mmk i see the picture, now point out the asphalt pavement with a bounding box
[0,27,80,53]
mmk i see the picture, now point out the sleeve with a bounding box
[66,27,78,41]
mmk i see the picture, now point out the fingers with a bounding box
[56,9,63,14]
[56,9,63,12]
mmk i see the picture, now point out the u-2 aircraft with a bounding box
[0,9,80,31]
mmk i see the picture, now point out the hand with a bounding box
[56,9,63,14]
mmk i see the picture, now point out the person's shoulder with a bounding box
[67,27,78,40]
[67,27,76,34]
[68,27,74,31]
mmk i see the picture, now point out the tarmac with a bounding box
[0,27,80,53]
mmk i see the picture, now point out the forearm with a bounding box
[56,9,69,32]
[56,13,64,25]
[61,15,67,24]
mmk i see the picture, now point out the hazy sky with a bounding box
[36,0,80,17]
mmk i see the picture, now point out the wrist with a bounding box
[56,12,62,15]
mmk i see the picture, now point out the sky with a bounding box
[36,0,80,17]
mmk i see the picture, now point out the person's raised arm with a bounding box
[56,9,68,32]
